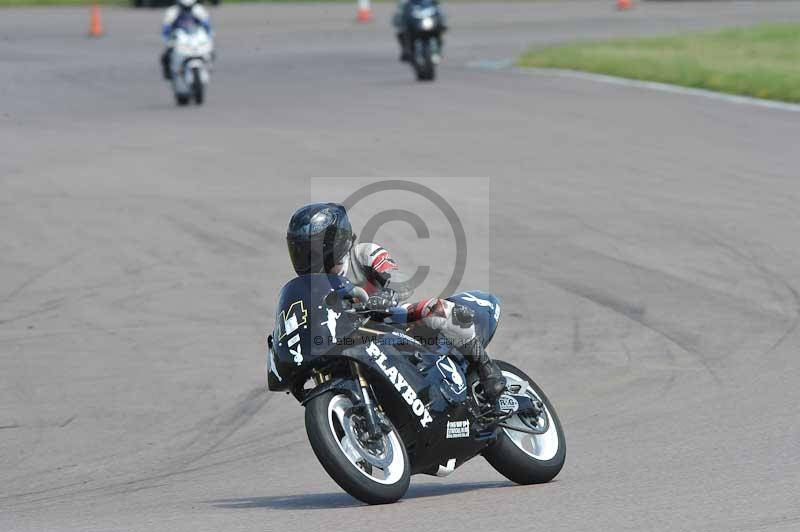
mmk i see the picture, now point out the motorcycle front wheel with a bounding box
[483,360,566,484]
[174,93,190,106]
[191,67,204,105]
[305,390,410,504]
[413,37,435,82]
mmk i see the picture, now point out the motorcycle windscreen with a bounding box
[268,274,361,389]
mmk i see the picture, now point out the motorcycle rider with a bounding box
[392,0,446,62]
[160,0,212,81]
[285,202,507,415]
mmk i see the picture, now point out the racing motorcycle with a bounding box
[266,274,565,504]
[400,0,446,81]
[169,22,213,106]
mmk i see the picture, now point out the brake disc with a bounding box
[342,409,394,469]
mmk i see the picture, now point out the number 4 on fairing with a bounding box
[265,274,566,504]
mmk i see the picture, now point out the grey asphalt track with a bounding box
[3,1,800,531]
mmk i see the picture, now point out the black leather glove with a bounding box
[367,289,399,312]
[373,270,391,288]
[452,304,475,328]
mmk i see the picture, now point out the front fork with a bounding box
[351,362,384,441]
[311,362,385,440]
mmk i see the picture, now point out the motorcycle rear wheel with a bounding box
[483,360,566,484]
[305,390,410,504]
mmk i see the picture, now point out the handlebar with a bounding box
[350,286,370,304]
[345,288,371,315]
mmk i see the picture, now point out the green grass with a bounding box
[517,24,800,103]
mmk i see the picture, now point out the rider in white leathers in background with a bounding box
[160,0,212,80]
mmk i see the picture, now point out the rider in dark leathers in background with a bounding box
[392,0,447,62]
[285,203,507,414]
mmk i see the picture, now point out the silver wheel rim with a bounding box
[500,370,560,461]
[326,394,406,485]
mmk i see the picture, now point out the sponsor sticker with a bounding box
[391,330,421,345]
[366,342,433,428]
[278,300,308,366]
[446,420,469,439]
[321,308,341,342]
[498,394,519,413]
[460,293,493,308]
[436,356,466,395]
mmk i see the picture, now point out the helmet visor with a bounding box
[287,232,353,275]
[287,237,324,275]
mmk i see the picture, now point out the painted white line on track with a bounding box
[466,59,800,113]
[465,58,514,70]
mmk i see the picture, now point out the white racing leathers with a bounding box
[162,4,211,41]
[338,242,476,347]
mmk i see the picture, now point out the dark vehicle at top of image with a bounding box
[134,0,218,7]
[266,274,566,504]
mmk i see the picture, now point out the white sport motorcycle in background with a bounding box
[169,23,213,106]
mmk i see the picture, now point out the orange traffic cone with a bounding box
[88,2,104,38]
[356,0,372,23]
[617,0,632,10]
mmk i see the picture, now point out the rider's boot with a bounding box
[461,336,506,415]
[451,303,506,415]
[397,33,410,62]
[161,48,172,80]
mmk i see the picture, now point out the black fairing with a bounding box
[267,274,504,476]
[267,274,361,391]
[355,339,494,475]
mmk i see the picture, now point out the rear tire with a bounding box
[483,360,566,484]
[305,391,410,504]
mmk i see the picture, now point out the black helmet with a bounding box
[286,203,354,275]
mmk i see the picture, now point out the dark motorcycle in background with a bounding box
[401,0,446,81]
[266,274,565,504]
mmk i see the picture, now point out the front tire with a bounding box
[414,38,435,81]
[483,361,566,484]
[191,67,204,105]
[305,391,410,504]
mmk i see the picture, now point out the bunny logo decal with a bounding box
[436,355,467,395]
